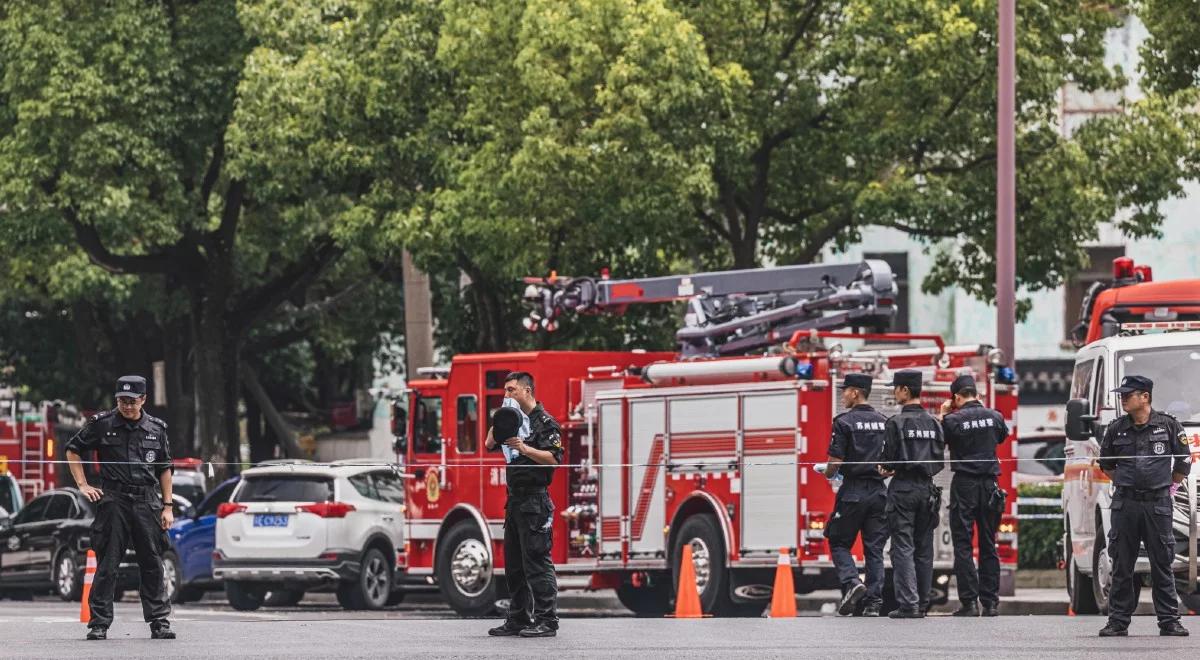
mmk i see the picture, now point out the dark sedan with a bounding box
[0,488,140,600]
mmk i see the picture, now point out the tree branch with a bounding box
[695,209,733,241]
[794,211,853,264]
[228,236,343,333]
[64,208,178,275]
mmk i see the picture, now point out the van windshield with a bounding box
[1116,346,1200,424]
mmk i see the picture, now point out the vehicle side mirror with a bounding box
[0,516,11,532]
[1065,398,1094,441]
[392,405,408,454]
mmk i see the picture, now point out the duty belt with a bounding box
[508,486,547,497]
[1116,487,1170,501]
[102,480,154,497]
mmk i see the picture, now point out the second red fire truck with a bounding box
[396,261,1020,615]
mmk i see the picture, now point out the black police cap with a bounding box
[950,374,977,396]
[838,373,873,395]
[492,407,522,441]
[115,375,147,399]
[1111,374,1153,394]
[885,370,923,392]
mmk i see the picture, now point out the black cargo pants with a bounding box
[826,478,889,607]
[887,477,938,612]
[949,474,1003,608]
[88,487,171,630]
[503,489,558,629]
[1106,490,1181,629]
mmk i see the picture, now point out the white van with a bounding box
[1061,328,1200,614]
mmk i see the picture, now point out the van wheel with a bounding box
[338,547,392,610]
[225,581,266,611]
[436,520,497,617]
[1091,520,1112,616]
[1065,525,1099,615]
[671,514,737,616]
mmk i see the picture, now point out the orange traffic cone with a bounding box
[768,547,797,618]
[1067,606,1075,617]
[671,544,703,618]
[79,549,96,623]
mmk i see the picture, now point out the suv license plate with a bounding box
[253,514,290,528]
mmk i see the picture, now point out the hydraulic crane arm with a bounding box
[522,260,897,357]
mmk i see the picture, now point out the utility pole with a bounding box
[402,250,436,378]
[996,0,1016,368]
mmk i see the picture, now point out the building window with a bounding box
[864,252,909,333]
[1063,246,1124,343]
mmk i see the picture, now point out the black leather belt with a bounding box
[507,486,547,497]
[1116,487,1170,501]
[102,480,153,496]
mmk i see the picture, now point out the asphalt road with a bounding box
[1,593,1194,659]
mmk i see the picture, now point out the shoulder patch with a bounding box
[146,414,167,429]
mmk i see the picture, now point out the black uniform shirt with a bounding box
[942,400,1009,477]
[1098,410,1190,490]
[497,403,563,491]
[828,404,888,480]
[881,403,945,479]
[65,409,172,487]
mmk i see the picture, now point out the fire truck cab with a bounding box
[1062,258,1200,615]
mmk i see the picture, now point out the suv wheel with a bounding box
[225,580,266,611]
[54,551,82,601]
[337,547,391,610]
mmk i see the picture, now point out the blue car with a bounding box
[164,477,239,603]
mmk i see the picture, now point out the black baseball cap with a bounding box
[950,375,977,396]
[492,407,522,441]
[885,370,923,392]
[115,375,147,399]
[1111,375,1153,395]
[838,373,873,395]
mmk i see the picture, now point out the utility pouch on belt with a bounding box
[928,485,943,528]
[988,486,1007,516]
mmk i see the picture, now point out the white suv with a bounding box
[214,461,406,611]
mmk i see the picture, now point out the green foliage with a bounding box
[1139,0,1200,94]
[1017,482,1063,570]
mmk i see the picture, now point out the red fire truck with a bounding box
[0,401,59,504]
[397,261,1020,615]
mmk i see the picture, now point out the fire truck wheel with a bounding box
[53,550,82,601]
[1090,516,1112,616]
[436,520,497,617]
[1064,523,1099,615]
[615,575,672,616]
[671,514,735,616]
[225,580,266,611]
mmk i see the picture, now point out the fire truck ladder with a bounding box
[523,260,896,357]
[19,421,45,499]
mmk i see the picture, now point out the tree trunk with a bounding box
[245,394,273,464]
[242,365,304,458]
[163,315,195,456]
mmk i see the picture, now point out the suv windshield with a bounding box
[236,476,333,503]
[1117,346,1200,424]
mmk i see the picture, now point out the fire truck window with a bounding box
[457,395,479,454]
[413,395,443,453]
[485,370,510,390]
[1091,360,1105,415]
[1069,359,1094,401]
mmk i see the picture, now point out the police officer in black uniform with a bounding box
[485,372,563,638]
[1097,375,1190,638]
[64,376,174,641]
[823,373,889,617]
[878,370,945,619]
[940,374,1008,618]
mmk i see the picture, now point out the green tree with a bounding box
[404,1,1197,346]
[0,0,438,462]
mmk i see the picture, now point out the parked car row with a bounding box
[0,458,408,613]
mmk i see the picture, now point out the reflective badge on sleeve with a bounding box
[146,450,157,462]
